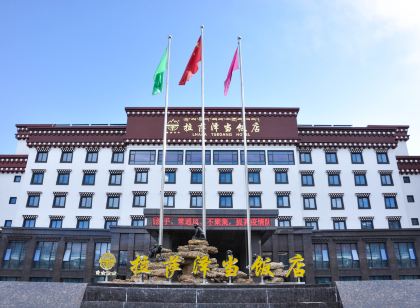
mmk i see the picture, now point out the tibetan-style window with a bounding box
[303,195,317,210]
[376,152,389,164]
[31,171,44,185]
[135,169,149,183]
[301,174,314,186]
[249,194,262,208]
[106,195,120,209]
[56,171,70,185]
[384,195,398,209]
[52,195,66,208]
[49,218,63,229]
[219,170,233,184]
[133,192,147,208]
[165,170,176,184]
[276,192,290,208]
[60,151,73,163]
[23,218,36,228]
[26,194,40,208]
[190,170,202,184]
[79,194,93,208]
[248,170,261,184]
[278,217,291,228]
[109,172,123,186]
[333,220,347,230]
[354,174,367,186]
[35,151,48,163]
[325,152,338,164]
[330,195,344,210]
[361,219,374,230]
[76,219,90,229]
[275,170,288,184]
[111,151,124,164]
[190,193,203,208]
[131,218,145,227]
[164,192,176,208]
[219,193,233,208]
[328,174,341,186]
[380,174,394,186]
[351,152,363,164]
[357,196,371,209]
[299,152,312,164]
[82,172,96,185]
[85,151,98,163]
[305,220,318,230]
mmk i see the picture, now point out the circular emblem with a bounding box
[167,119,179,132]
[99,252,116,271]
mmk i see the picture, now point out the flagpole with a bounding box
[238,36,252,277]
[158,35,172,247]
[200,25,207,237]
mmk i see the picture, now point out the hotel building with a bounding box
[0,107,419,283]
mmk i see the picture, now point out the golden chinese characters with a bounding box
[130,255,151,276]
[222,255,239,277]
[285,254,305,278]
[164,255,182,279]
[192,255,211,279]
[251,256,274,277]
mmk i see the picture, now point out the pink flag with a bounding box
[224,48,239,96]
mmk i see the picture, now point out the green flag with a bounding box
[152,48,168,95]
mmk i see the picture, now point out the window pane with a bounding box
[158,150,184,165]
[213,151,238,165]
[185,150,211,165]
[240,150,266,165]
[129,150,156,165]
[268,150,294,165]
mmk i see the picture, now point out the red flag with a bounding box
[179,36,202,85]
[224,48,239,96]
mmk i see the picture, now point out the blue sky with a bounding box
[1,0,419,153]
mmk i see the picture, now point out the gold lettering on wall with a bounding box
[167,116,261,138]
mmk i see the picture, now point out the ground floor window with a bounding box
[315,277,331,284]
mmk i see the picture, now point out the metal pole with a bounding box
[200,26,207,237]
[158,35,172,246]
[238,36,252,277]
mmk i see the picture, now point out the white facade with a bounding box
[1,141,419,230]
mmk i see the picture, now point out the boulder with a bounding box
[150,268,166,278]
[178,250,207,259]
[269,262,284,270]
[188,239,209,246]
[272,268,287,277]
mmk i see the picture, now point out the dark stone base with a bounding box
[0,281,87,308]
[82,284,340,307]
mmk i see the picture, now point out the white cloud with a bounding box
[345,0,420,64]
